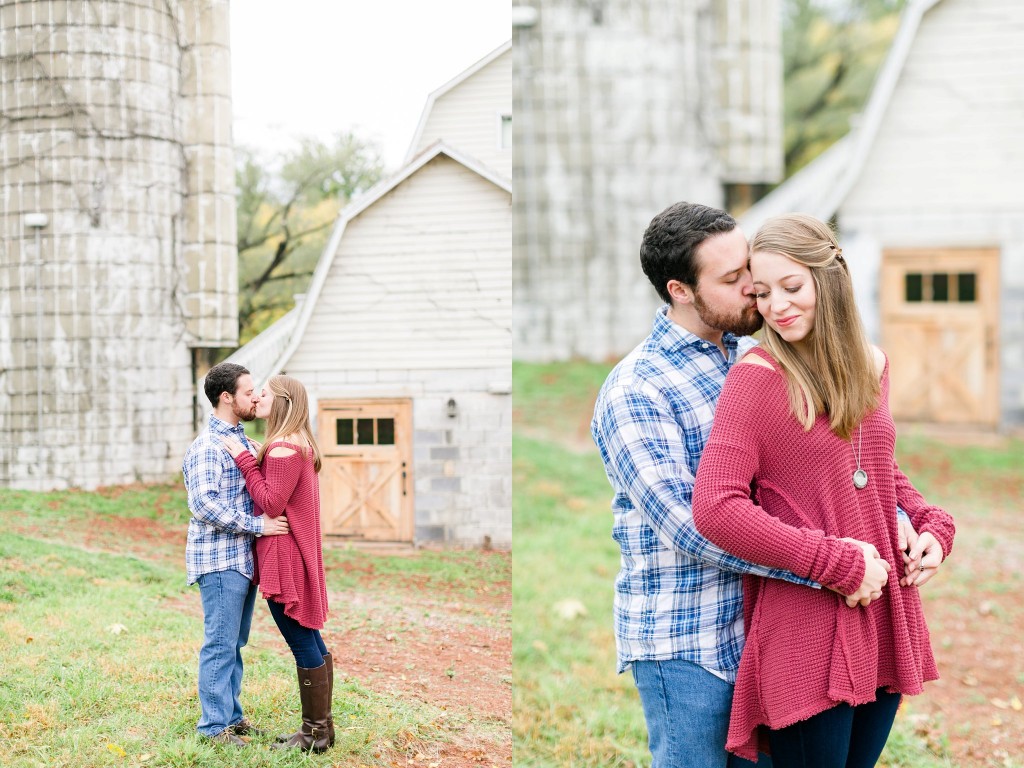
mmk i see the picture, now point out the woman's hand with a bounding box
[221,435,248,458]
[902,531,943,587]
[841,538,891,608]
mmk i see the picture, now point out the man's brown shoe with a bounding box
[207,729,247,746]
[228,717,265,737]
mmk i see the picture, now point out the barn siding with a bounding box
[413,48,512,178]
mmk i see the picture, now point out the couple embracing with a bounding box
[182,363,334,751]
[592,203,956,767]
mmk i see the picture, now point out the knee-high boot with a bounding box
[324,652,335,746]
[271,662,331,752]
[277,653,334,746]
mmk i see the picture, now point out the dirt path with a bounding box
[10,509,512,767]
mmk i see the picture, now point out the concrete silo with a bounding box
[513,0,784,361]
[0,0,236,488]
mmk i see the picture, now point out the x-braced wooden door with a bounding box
[317,399,414,541]
[880,248,999,427]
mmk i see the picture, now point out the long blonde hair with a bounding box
[257,375,322,472]
[749,213,879,439]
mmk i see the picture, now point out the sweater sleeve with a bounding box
[893,462,955,559]
[594,378,817,586]
[233,446,303,518]
[692,366,866,596]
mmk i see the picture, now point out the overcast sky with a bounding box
[230,1,510,170]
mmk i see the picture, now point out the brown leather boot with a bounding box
[277,653,335,746]
[271,662,332,753]
[323,652,336,747]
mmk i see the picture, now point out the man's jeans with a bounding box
[632,659,771,768]
[196,569,258,736]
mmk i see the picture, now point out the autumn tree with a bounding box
[235,131,385,343]
[782,0,907,174]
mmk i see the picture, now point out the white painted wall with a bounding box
[413,48,512,179]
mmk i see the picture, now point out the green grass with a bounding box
[0,483,507,768]
[511,360,1024,768]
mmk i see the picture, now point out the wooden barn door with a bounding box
[317,399,414,541]
[880,249,999,427]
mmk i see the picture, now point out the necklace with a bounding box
[852,425,868,489]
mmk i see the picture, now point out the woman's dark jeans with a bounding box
[266,599,329,668]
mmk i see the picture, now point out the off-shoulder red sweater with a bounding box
[233,442,328,630]
[692,347,955,760]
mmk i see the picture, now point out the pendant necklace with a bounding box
[852,425,868,489]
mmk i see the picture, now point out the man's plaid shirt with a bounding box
[592,308,817,679]
[183,414,264,585]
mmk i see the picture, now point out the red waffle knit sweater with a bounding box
[692,347,955,760]
[233,442,328,630]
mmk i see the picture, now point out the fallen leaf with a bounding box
[553,598,588,620]
[992,716,1003,727]
[531,639,548,653]
[962,673,978,687]
[139,755,152,763]
[992,698,1010,710]
[106,743,127,757]
[106,623,128,635]
[1011,696,1023,711]
[25,637,33,644]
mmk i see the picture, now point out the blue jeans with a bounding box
[767,689,901,768]
[196,569,258,736]
[266,599,329,668]
[632,659,771,768]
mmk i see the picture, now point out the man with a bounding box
[591,203,924,767]
[183,362,290,746]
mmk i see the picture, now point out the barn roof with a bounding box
[404,40,512,165]
[740,0,943,234]
[230,140,511,385]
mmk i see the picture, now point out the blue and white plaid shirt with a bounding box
[592,307,817,679]
[183,414,263,585]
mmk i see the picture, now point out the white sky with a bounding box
[230,0,511,170]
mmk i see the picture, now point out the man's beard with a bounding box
[232,400,257,422]
[693,290,763,337]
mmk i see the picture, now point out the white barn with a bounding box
[742,0,1024,431]
[229,43,512,547]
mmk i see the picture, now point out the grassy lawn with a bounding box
[512,360,1024,768]
[0,482,509,768]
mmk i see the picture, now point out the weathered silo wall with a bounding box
[0,0,236,489]
[513,0,783,361]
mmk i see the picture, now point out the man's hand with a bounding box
[902,531,942,587]
[262,516,290,536]
[841,538,891,608]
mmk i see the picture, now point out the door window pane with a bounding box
[336,419,354,445]
[377,418,395,445]
[357,418,375,445]
[932,273,949,302]
[905,273,923,302]
[958,272,976,302]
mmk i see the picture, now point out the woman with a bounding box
[222,374,333,753]
[691,214,955,767]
